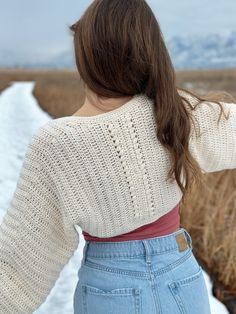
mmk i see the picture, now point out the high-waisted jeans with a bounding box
[73,227,211,314]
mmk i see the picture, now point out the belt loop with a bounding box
[183,228,192,249]
[81,241,89,265]
[142,240,152,264]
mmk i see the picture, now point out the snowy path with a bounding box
[0,82,229,313]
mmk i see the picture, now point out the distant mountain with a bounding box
[0,31,236,69]
[0,49,76,69]
[167,31,236,69]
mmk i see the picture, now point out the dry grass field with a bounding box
[0,68,236,303]
[177,69,236,97]
[0,69,85,118]
[0,68,236,118]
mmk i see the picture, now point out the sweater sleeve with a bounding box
[187,97,236,173]
[0,126,80,313]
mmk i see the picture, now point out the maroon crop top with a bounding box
[82,203,180,242]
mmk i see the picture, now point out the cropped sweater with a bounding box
[0,90,236,312]
[82,202,180,241]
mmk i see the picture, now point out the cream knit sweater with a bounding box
[0,90,236,312]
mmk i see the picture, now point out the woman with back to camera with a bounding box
[0,0,235,313]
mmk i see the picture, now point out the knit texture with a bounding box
[0,90,236,312]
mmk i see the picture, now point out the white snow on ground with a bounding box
[0,82,229,313]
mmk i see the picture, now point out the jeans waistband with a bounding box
[81,227,192,264]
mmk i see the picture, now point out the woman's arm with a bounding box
[0,126,80,313]
[188,98,236,173]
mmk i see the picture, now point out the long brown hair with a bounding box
[69,0,233,204]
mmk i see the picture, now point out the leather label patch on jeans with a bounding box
[175,233,188,252]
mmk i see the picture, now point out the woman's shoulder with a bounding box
[33,117,83,143]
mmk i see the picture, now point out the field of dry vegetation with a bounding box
[0,68,236,118]
[0,68,236,306]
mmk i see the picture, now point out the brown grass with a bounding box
[1,67,236,295]
[1,68,236,118]
[176,68,236,99]
[0,68,85,118]
[180,170,236,295]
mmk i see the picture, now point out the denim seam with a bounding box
[173,266,203,286]
[84,246,179,259]
[136,289,142,314]
[81,285,138,294]
[148,264,162,314]
[167,266,204,314]
[82,262,148,278]
[81,249,192,279]
[82,286,88,314]
[169,285,186,314]
[81,284,142,313]
[153,249,192,277]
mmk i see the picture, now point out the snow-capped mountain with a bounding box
[167,31,236,69]
[0,31,235,69]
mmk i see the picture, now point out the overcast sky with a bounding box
[0,0,235,58]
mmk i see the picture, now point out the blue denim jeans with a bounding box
[73,227,211,314]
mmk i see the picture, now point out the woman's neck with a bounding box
[74,94,133,117]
